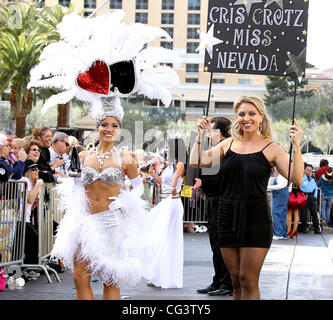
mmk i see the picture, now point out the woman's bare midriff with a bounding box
[85,180,121,214]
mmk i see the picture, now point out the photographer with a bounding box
[49,132,70,178]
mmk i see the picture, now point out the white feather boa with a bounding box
[51,177,153,287]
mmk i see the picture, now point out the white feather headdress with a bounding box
[28,10,180,121]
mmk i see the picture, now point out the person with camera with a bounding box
[193,117,233,297]
[49,132,70,177]
[190,95,303,300]
[32,127,57,183]
[143,138,186,289]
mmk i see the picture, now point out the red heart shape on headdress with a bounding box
[76,60,110,95]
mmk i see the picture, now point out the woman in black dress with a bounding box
[190,95,303,300]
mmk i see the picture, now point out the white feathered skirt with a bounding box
[50,177,151,287]
[143,196,184,289]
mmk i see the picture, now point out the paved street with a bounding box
[1,228,333,300]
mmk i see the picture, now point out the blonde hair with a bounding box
[68,136,79,147]
[231,95,272,139]
[12,138,25,149]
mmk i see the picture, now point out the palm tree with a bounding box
[0,2,73,137]
[37,4,75,128]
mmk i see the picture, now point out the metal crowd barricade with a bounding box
[143,181,160,206]
[36,183,62,283]
[147,183,207,223]
[0,180,62,283]
[0,180,27,271]
[182,190,207,223]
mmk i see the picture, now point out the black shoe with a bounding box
[302,228,309,234]
[197,284,217,294]
[208,287,233,296]
[314,227,322,234]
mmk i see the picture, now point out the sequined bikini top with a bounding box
[81,147,123,186]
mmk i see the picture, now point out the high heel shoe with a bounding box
[288,230,292,237]
[290,231,298,239]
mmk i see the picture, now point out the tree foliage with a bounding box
[266,76,333,125]
[271,119,333,154]
[0,2,73,136]
[264,76,314,108]
[311,123,333,155]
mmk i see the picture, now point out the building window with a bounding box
[136,0,148,10]
[238,79,252,85]
[212,78,225,84]
[162,0,174,10]
[161,13,174,24]
[186,101,206,108]
[135,12,148,24]
[188,0,200,10]
[186,42,198,53]
[186,78,199,83]
[162,27,174,39]
[110,0,122,9]
[84,0,96,9]
[187,28,199,39]
[188,13,200,25]
[186,64,199,73]
[59,0,70,6]
[215,102,233,109]
[161,41,173,50]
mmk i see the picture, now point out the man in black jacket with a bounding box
[194,117,233,296]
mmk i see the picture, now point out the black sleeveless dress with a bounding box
[217,140,273,248]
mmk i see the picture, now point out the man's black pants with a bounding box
[300,193,320,231]
[206,195,232,290]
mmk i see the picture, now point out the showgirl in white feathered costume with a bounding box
[28,10,180,300]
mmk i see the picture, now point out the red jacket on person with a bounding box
[315,165,328,182]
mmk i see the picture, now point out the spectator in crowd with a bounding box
[68,136,85,154]
[317,166,333,226]
[300,163,321,234]
[20,159,44,266]
[24,139,54,183]
[49,132,70,177]
[315,159,329,183]
[286,183,302,238]
[0,133,26,180]
[1,128,14,149]
[8,138,25,166]
[32,127,56,183]
[24,139,41,163]
[267,168,290,240]
[194,116,233,297]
